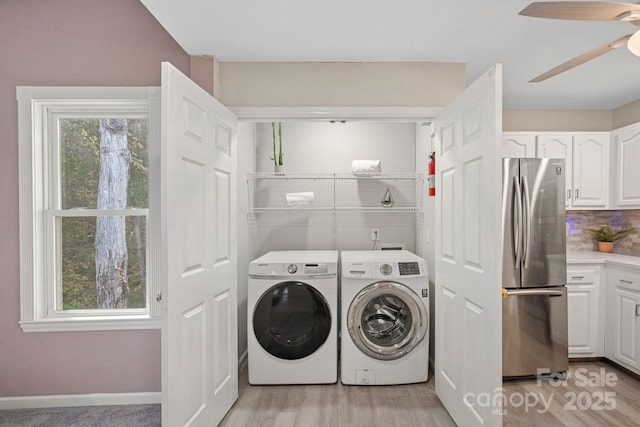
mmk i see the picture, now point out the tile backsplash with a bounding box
[566,210,640,256]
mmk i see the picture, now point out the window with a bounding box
[17,87,160,332]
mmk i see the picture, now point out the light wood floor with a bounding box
[503,362,640,427]
[221,361,640,427]
[220,366,455,427]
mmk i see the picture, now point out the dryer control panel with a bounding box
[250,262,335,277]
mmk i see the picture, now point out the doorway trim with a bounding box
[231,106,442,122]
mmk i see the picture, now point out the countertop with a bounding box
[567,251,640,269]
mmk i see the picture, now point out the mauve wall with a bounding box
[0,0,190,396]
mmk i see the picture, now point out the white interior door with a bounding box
[434,65,502,427]
[160,62,238,427]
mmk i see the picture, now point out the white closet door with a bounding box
[160,62,238,427]
[434,65,502,427]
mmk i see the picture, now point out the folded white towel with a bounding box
[285,192,315,207]
[352,160,382,173]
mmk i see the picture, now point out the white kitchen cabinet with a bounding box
[607,268,640,374]
[502,132,536,158]
[611,122,640,208]
[536,132,609,209]
[536,134,573,208]
[567,267,603,357]
[572,133,609,208]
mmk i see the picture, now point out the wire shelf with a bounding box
[246,172,425,257]
[248,172,422,180]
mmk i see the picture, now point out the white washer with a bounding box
[340,250,430,385]
[248,250,339,384]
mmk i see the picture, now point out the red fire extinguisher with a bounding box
[428,152,436,197]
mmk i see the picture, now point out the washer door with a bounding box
[253,281,332,360]
[347,281,427,361]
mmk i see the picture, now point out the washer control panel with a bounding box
[398,262,421,276]
[379,263,393,275]
[343,260,426,279]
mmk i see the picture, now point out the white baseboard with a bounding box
[0,392,161,410]
[0,352,249,410]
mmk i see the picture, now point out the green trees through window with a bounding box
[60,118,148,310]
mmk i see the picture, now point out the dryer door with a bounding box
[348,281,428,361]
[253,281,332,360]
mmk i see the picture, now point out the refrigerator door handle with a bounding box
[513,176,522,268]
[504,288,564,297]
[521,175,531,269]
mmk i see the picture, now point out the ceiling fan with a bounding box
[519,1,640,82]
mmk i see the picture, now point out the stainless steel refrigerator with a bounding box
[502,158,568,378]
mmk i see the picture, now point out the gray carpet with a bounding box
[0,404,160,427]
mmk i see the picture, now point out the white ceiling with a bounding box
[140,0,640,110]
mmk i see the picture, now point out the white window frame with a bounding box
[17,86,161,332]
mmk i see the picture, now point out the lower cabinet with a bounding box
[606,268,640,374]
[567,267,603,357]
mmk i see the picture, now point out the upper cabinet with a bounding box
[536,134,573,208]
[572,133,609,209]
[502,132,610,210]
[503,123,640,210]
[536,132,609,209]
[611,122,640,209]
[502,132,536,158]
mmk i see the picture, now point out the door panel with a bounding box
[463,158,482,269]
[573,134,608,207]
[184,304,205,423]
[214,290,232,392]
[215,169,231,263]
[161,62,238,427]
[434,65,502,426]
[439,286,459,388]
[440,167,455,261]
[536,134,572,208]
[567,285,595,354]
[615,289,639,368]
[615,125,640,206]
[502,133,536,158]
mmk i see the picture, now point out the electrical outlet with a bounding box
[371,228,379,241]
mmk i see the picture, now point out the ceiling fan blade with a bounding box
[520,1,640,21]
[529,34,633,82]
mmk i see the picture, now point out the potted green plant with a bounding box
[585,224,637,253]
[270,122,284,173]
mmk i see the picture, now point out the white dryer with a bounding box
[340,250,429,385]
[248,250,339,384]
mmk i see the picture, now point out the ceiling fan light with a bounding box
[628,32,640,56]
[627,31,640,56]
[617,11,640,21]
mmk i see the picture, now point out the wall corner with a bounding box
[189,55,215,96]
